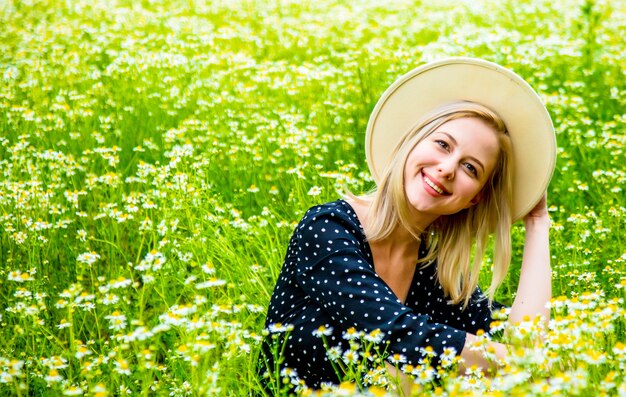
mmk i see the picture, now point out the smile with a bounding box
[423,174,450,195]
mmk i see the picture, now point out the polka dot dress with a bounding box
[259,200,504,388]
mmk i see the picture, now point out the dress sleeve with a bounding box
[461,287,507,335]
[293,210,466,365]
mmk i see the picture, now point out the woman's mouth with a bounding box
[423,173,450,195]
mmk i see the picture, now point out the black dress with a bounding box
[259,200,504,389]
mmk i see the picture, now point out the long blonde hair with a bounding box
[349,101,514,308]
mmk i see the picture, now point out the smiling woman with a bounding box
[258,58,556,393]
[403,113,504,220]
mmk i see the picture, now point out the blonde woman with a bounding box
[259,58,555,391]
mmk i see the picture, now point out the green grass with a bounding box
[0,0,624,395]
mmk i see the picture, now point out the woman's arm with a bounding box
[508,193,552,325]
[459,194,551,374]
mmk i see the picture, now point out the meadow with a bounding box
[0,0,624,395]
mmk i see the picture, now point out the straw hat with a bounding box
[365,57,556,221]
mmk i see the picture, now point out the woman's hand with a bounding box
[459,334,508,376]
[523,193,549,223]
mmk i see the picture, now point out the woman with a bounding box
[258,58,556,391]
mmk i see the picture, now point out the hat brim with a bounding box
[365,57,556,222]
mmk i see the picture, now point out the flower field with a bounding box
[0,0,624,395]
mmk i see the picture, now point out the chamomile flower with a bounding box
[76,251,100,266]
[63,386,84,396]
[387,353,406,365]
[364,329,384,344]
[267,323,293,333]
[307,186,322,196]
[313,325,334,337]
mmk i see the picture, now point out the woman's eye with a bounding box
[464,163,477,176]
[435,140,449,150]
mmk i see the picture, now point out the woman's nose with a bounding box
[437,160,455,180]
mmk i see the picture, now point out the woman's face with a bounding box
[403,117,500,218]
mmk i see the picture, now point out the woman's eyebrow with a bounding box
[436,131,486,173]
[437,131,458,146]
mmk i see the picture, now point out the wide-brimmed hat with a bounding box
[365,57,556,221]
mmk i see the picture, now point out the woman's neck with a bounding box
[347,197,430,254]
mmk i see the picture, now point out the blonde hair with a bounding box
[348,101,514,308]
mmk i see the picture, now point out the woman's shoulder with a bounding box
[297,199,364,233]
[291,199,372,261]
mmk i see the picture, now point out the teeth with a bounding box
[424,175,444,194]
